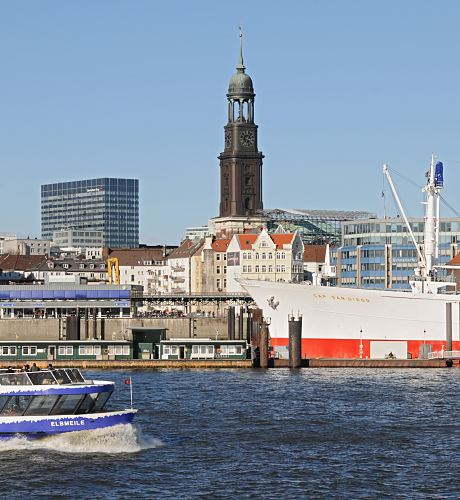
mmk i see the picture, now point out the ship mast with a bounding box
[422,154,436,277]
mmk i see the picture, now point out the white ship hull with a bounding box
[240,279,460,359]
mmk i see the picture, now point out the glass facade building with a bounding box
[265,209,376,245]
[41,178,139,248]
[331,217,460,289]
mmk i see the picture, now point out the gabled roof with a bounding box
[303,245,327,263]
[211,239,231,252]
[236,234,258,250]
[168,239,204,259]
[0,254,48,272]
[107,248,166,266]
[271,233,295,249]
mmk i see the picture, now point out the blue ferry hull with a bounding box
[0,409,137,436]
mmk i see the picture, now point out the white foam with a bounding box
[0,424,162,454]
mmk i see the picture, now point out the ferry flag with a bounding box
[124,378,132,385]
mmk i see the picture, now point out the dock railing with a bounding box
[427,350,460,360]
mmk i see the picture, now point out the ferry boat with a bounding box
[241,156,460,360]
[0,367,137,438]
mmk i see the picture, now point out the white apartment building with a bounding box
[226,230,304,292]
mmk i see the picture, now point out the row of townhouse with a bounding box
[0,230,307,294]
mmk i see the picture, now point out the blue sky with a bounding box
[1,1,460,243]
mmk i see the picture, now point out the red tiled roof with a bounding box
[237,234,258,250]
[0,254,48,271]
[271,234,294,249]
[303,245,327,263]
[211,239,231,252]
[447,252,460,266]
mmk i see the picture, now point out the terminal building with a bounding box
[41,178,139,248]
[331,217,460,289]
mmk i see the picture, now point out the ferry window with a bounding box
[236,346,243,355]
[77,393,98,414]
[1,347,8,355]
[29,372,57,385]
[171,346,178,355]
[220,345,228,355]
[200,345,206,355]
[163,346,170,355]
[122,345,130,355]
[25,395,59,416]
[1,395,32,416]
[192,346,199,354]
[228,346,236,355]
[53,369,72,384]
[67,369,85,383]
[93,346,101,356]
[114,346,123,356]
[93,391,112,412]
[0,396,8,413]
[51,394,84,415]
[207,346,214,354]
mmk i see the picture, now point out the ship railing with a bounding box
[0,368,86,386]
[427,350,460,359]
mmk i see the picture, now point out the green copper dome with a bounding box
[227,30,254,97]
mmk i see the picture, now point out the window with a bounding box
[51,394,84,415]
[216,254,221,261]
[268,253,273,259]
[22,346,37,356]
[261,265,266,272]
[25,395,59,416]
[268,265,273,272]
[79,346,94,356]
[1,346,16,356]
[255,265,260,272]
[255,253,259,259]
[262,253,266,259]
[216,266,221,274]
[163,346,170,355]
[243,265,247,272]
[123,345,130,355]
[58,346,73,356]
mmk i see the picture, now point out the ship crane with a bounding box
[383,155,446,294]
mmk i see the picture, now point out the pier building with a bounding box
[41,177,139,248]
[332,217,460,289]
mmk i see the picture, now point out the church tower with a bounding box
[219,31,264,219]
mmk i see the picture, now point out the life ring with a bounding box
[216,348,222,354]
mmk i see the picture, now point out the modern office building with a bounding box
[52,229,104,249]
[331,217,460,289]
[41,178,139,248]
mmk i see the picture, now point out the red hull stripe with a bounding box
[270,337,459,359]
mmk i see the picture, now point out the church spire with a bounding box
[236,27,245,72]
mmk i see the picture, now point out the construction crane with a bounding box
[107,257,120,285]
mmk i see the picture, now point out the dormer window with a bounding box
[47,262,54,269]
[80,264,85,269]
[62,263,69,269]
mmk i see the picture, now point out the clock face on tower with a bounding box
[225,131,232,148]
[240,130,255,147]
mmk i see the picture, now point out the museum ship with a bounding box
[241,157,460,359]
[0,367,136,438]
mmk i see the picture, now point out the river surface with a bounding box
[0,368,459,499]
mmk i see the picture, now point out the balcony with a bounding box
[171,266,185,272]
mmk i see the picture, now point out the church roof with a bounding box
[228,30,254,96]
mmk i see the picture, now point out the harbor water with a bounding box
[1,368,460,498]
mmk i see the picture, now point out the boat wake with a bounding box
[0,424,162,454]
